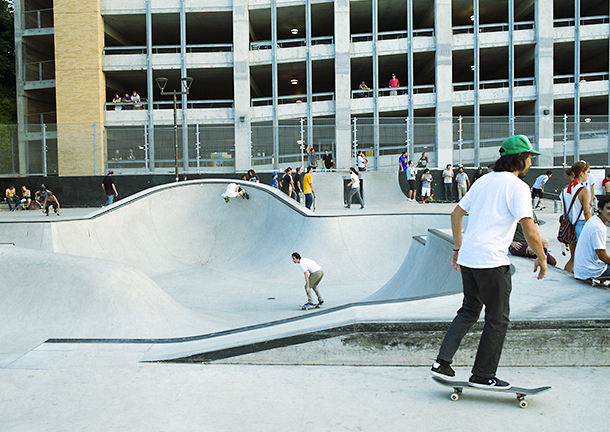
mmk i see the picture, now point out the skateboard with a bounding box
[591,277,610,288]
[431,376,551,408]
[300,303,322,310]
[421,194,434,204]
[312,193,316,212]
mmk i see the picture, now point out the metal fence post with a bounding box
[42,123,47,176]
[299,118,305,169]
[563,114,568,167]
[93,123,98,175]
[195,123,201,174]
[404,117,410,160]
[458,115,463,166]
[352,117,358,167]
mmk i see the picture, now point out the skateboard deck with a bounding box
[300,303,321,310]
[421,193,434,203]
[432,376,551,408]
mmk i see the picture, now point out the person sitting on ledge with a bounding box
[574,195,610,281]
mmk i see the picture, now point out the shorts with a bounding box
[575,219,586,241]
[408,180,416,191]
[531,188,543,199]
[421,185,431,196]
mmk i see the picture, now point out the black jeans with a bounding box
[437,265,512,378]
[444,183,453,201]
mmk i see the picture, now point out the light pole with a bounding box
[155,76,194,181]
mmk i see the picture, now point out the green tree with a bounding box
[0,0,16,124]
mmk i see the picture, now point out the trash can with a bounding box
[343,176,364,205]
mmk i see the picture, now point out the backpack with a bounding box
[557,187,584,244]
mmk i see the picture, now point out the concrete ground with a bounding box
[0,173,609,431]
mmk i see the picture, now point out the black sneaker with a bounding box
[317,300,324,306]
[468,375,511,389]
[430,362,456,380]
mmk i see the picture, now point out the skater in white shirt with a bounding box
[292,252,324,308]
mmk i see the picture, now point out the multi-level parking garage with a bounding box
[11,0,610,175]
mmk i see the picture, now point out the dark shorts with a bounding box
[408,180,416,191]
[531,188,543,199]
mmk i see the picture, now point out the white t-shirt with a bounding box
[221,183,240,198]
[574,215,608,280]
[560,184,586,224]
[350,172,360,189]
[456,172,469,187]
[357,155,366,169]
[299,257,322,274]
[443,169,453,183]
[457,171,533,268]
[532,174,548,190]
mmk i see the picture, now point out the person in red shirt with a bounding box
[602,173,610,195]
[389,73,399,95]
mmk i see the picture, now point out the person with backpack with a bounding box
[559,160,592,273]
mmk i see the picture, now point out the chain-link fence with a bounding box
[2,116,609,176]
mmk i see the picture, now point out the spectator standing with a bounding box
[303,167,315,210]
[531,171,553,209]
[307,146,318,171]
[280,167,294,197]
[455,167,470,200]
[102,169,118,206]
[122,93,133,110]
[322,151,334,170]
[357,151,367,171]
[430,135,546,389]
[442,164,454,202]
[4,184,20,211]
[112,94,122,111]
[406,160,417,202]
[389,73,399,96]
[247,169,260,183]
[398,151,408,173]
[417,152,429,168]
[359,81,371,97]
[293,167,303,203]
[131,91,142,110]
[346,167,364,209]
[270,172,279,189]
[582,170,596,209]
[473,167,484,183]
[421,169,433,203]
[603,173,610,195]
[574,195,610,280]
[560,161,592,273]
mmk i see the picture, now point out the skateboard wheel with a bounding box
[519,400,528,409]
[450,393,459,401]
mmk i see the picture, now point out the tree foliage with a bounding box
[0,0,16,124]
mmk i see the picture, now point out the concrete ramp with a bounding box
[364,229,463,302]
[0,246,222,366]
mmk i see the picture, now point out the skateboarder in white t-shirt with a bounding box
[292,252,324,308]
[430,135,547,390]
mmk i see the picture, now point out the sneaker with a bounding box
[302,302,315,308]
[430,362,456,380]
[224,197,230,203]
[468,375,511,389]
[317,300,324,306]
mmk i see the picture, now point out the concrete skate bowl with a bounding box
[0,180,455,328]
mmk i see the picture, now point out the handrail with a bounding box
[452,20,535,34]
[104,44,233,55]
[350,28,434,42]
[251,92,334,107]
[24,60,55,82]
[554,73,609,84]
[553,15,609,27]
[105,99,235,111]
[453,77,535,91]
[22,8,54,30]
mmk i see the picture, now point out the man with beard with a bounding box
[430,135,547,389]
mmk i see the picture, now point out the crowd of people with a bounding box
[4,183,60,215]
[112,91,143,111]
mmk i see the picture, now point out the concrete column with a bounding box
[334,0,351,170]
[54,0,105,176]
[535,0,554,166]
[13,0,27,174]
[180,0,189,172]
[233,0,251,171]
[146,0,155,172]
[435,0,453,168]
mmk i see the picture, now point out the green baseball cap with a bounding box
[499,135,541,155]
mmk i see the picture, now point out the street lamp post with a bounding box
[155,76,194,181]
